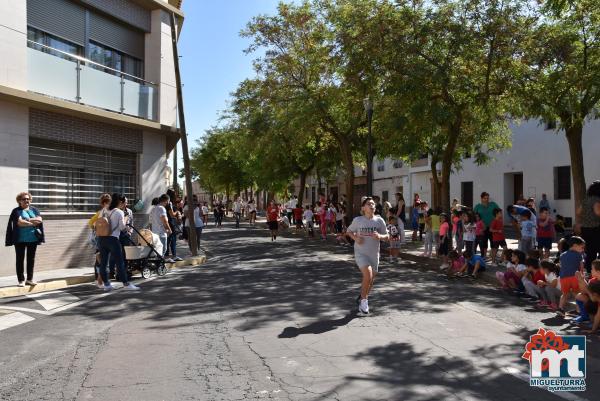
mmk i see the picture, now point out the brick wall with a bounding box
[29,109,143,153]
[80,0,151,31]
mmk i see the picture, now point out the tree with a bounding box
[371,0,527,210]
[518,0,600,223]
[243,1,375,217]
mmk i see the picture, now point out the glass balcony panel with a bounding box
[27,48,78,102]
[123,80,158,120]
[79,63,122,113]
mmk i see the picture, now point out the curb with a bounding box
[0,255,207,299]
[166,255,207,269]
[0,275,95,299]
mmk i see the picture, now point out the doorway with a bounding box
[461,181,473,208]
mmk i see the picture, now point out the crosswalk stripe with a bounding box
[0,312,35,332]
[26,290,80,311]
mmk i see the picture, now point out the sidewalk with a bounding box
[0,240,206,299]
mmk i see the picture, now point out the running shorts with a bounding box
[355,252,380,272]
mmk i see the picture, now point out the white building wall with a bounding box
[0,0,27,90]
[449,119,600,223]
[0,101,29,276]
[141,131,168,214]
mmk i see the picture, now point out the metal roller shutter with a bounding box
[27,0,86,46]
[89,12,145,60]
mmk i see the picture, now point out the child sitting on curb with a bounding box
[495,249,514,288]
[445,250,464,278]
[502,250,527,291]
[583,281,600,335]
[537,260,562,310]
[573,259,600,324]
[522,257,545,302]
[458,249,486,279]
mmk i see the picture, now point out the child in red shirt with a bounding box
[489,208,507,265]
[293,204,304,230]
[573,260,600,326]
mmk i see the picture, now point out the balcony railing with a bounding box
[27,40,158,121]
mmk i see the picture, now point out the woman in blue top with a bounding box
[4,192,44,287]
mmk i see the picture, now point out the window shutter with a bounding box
[27,0,86,46]
[89,12,144,60]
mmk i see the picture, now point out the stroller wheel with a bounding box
[141,266,152,279]
[157,262,168,276]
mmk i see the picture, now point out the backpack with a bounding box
[94,209,114,237]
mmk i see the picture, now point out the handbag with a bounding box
[34,228,43,240]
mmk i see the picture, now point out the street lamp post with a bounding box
[363,97,374,197]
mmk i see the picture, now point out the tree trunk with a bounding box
[317,170,323,195]
[565,122,586,224]
[430,156,441,210]
[297,170,307,206]
[440,119,461,213]
[339,137,355,218]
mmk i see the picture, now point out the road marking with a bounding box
[26,290,80,311]
[0,312,35,331]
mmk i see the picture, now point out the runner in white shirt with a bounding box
[346,197,389,315]
[247,200,257,226]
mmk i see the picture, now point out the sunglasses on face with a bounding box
[20,198,31,202]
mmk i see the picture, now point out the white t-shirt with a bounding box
[545,272,561,290]
[515,263,527,272]
[463,223,476,241]
[304,210,314,222]
[193,207,204,228]
[150,205,168,236]
[202,205,209,215]
[347,215,388,256]
[102,208,125,238]
[233,201,242,213]
[248,203,256,213]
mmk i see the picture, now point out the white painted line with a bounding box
[0,312,35,331]
[502,366,591,401]
[26,290,80,311]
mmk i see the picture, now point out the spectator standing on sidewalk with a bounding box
[96,193,140,291]
[201,202,209,225]
[150,194,173,261]
[539,193,550,212]
[473,192,500,260]
[394,192,406,243]
[165,189,183,262]
[5,192,44,287]
[575,181,600,274]
[88,193,112,287]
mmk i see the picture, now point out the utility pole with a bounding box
[363,97,374,196]
[170,12,197,256]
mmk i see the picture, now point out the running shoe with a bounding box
[124,284,141,291]
[17,281,25,287]
[358,299,369,314]
[572,315,591,324]
[174,257,183,262]
[25,280,37,286]
[104,284,115,292]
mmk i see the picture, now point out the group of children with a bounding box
[492,236,600,333]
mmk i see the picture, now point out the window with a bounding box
[377,160,385,172]
[89,41,143,80]
[29,138,137,212]
[554,166,571,200]
[545,120,557,130]
[393,160,403,168]
[382,191,389,203]
[27,26,83,60]
[461,181,474,208]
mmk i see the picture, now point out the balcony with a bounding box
[27,41,158,121]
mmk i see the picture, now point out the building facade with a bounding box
[291,119,598,225]
[0,0,184,276]
[449,120,600,225]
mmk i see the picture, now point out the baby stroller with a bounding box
[123,224,168,279]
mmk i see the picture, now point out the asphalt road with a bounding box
[0,221,599,401]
